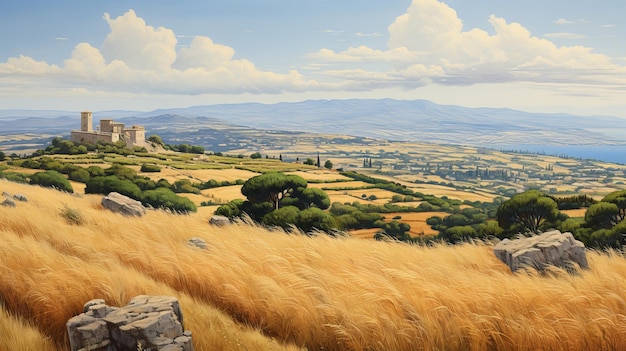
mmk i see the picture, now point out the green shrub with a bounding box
[30,170,73,193]
[85,175,141,199]
[140,187,197,213]
[140,164,162,172]
[69,169,91,183]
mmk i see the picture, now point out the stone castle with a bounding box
[70,111,145,147]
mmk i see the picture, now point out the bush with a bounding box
[140,164,162,172]
[250,152,262,159]
[85,175,141,199]
[140,188,197,213]
[69,169,91,183]
[30,170,73,193]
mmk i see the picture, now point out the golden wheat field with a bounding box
[2,179,626,351]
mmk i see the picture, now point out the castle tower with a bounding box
[81,111,93,132]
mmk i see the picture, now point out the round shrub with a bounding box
[30,170,73,193]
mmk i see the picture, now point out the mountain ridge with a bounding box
[1,99,625,146]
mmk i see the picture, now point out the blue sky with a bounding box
[1,0,625,116]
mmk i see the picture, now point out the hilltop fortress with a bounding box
[70,111,145,147]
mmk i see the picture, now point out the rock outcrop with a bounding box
[494,230,589,273]
[102,192,146,217]
[188,237,207,249]
[209,215,230,226]
[67,295,193,351]
[1,197,16,207]
[13,193,28,202]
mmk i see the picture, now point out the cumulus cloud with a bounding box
[309,0,626,90]
[0,9,316,96]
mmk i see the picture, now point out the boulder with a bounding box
[209,215,230,226]
[102,192,146,217]
[1,197,16,208]
[188,237,207,249]
[67,295,193,351]
[13,193,28,202]
[494,230,589,273]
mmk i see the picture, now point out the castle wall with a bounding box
[100,119,114,133]
[70,131,119,145]
[72,112,144,147]
[124,127,146,147]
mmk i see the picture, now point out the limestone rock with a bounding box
[494,230,589,273]
[102,192,146,217]
[209,215,230,226]
[13,193,28,202]
[188,237,207,249]
[1,197,16,208]
[67,295,193,351]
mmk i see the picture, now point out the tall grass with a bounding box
[1,178,626,350]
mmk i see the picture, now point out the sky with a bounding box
[1,0,625,116]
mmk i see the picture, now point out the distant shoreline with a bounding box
[489,144,626,165]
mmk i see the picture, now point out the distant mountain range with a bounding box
[1,99,625,147]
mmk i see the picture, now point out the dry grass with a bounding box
[2,179,626,350]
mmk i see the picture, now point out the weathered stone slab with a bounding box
[494,230,589,273]
[101,192,146,217]
[209,215,230,226]
[67,295,194,351]
[1,197,16,208]
[188,237,207,249]
[13,193,28,202]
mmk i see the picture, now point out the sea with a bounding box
[490,145,626,165]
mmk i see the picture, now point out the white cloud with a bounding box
[543,32,588,39]
[55,37,70,41]
[308,0,626,90]
[554,18,574,25]
[355,32,382,37]
[0,10,316,96]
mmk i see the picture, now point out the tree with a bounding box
[250,152,262,159]
[147,135,164,146]
[241,172,307,210]
[292,187,331,210]
[601,190,626,223]
[496,190,559,234]
[303,158,316,166]
[297,207,337,232]
[30,170,73,193]
[0,150,5,161]
[263,206,300,229]
[324,160,333,170]
[585,202,621,229]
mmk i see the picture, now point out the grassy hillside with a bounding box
[2,179,626,350]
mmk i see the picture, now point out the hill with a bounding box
[2,99,626,164]
[2,179,626,350]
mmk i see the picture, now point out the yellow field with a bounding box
[3,181,626,350]
[307,181,371,189]
[285,171,350,182]
[562,208,588,218]
[139,167,259,183]
[202,185,244,202]
[382,211,450,236]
